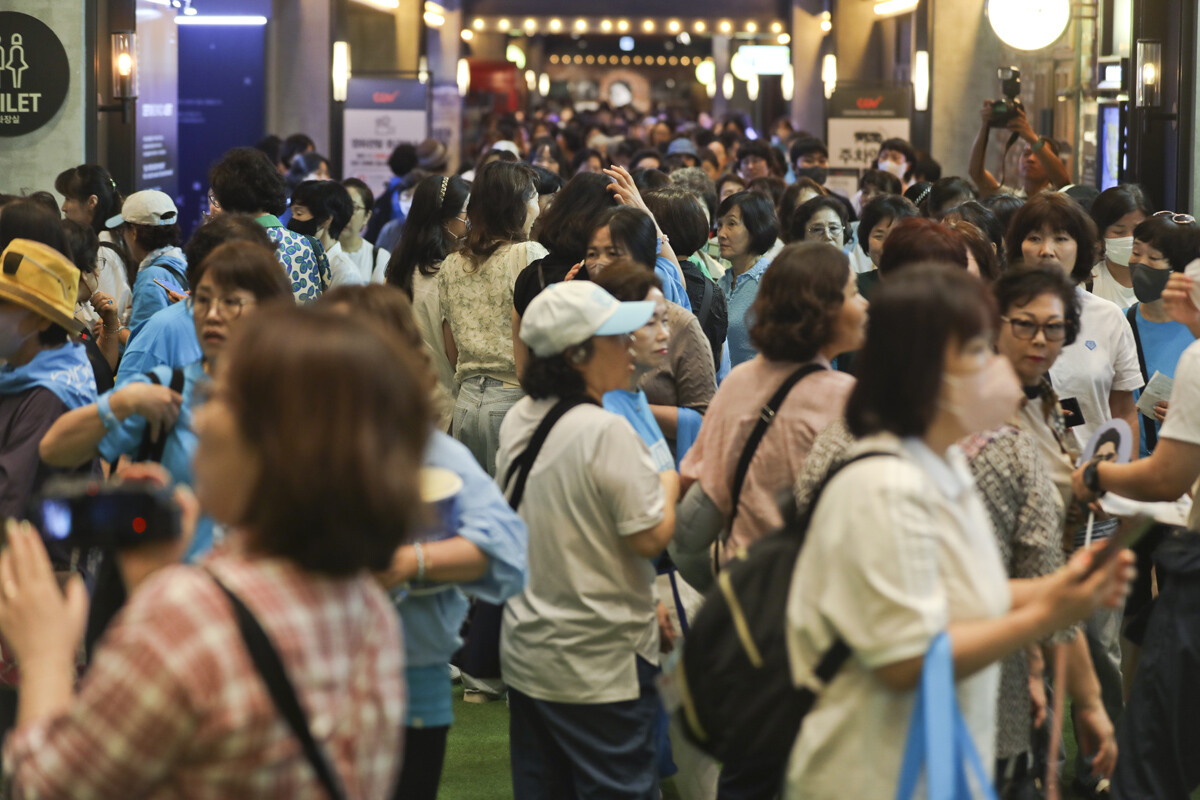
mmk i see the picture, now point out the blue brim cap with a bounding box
[594,300,655,336]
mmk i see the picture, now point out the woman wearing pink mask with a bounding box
[782,263,1133,800]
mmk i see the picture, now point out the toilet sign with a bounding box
[0,12,69,137]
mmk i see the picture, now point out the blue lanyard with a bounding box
[895,632,999,800]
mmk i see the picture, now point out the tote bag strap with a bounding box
[895,632,998,800]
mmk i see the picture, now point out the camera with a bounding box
[988,66,1025,128]
[28,478,181,550]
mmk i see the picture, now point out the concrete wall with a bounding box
[0,1,88,195]
[267,0,331,150]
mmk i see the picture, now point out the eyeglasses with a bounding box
[1153,210,1196,225]
[1001,316,1067,342]
[188,295,255,319]
[806,224,844,238]
[352,205,367,213]
[206,190,220,210]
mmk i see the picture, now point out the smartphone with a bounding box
[1084,515,1156,577]
[153,278,187,296]
[1060,397,1085,428]
[29,478,181,550]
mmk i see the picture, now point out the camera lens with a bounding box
[40,500,72,540]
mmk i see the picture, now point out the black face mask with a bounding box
[287,217,322,237]
[796,166,828,185]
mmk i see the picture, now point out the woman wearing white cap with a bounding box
[499,280,679,799]
[107,190,188,344]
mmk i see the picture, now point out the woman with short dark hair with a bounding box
[2,305,428,798]
[790,196,851,251]
[784,263,1132,800]
[1006,192,1142,447]
[41,242,294,561]
[502,280,677,799]
[1088,184,1155,309]
[716,191,780,366]
[855,194,919,298]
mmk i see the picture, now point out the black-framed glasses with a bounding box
[1153,210,1196,225]
[1001,316,1067,342]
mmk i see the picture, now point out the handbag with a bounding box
[895,632,999,800]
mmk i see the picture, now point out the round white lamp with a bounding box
[986,0,1070,51]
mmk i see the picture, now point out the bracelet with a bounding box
[1083,459,1107,498]
[97,393,120,430]
[413,542,426,582]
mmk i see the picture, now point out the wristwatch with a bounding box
[1083,458,1106,498]
[1031,136,1048,153]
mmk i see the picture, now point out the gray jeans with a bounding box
[453,376,524,477]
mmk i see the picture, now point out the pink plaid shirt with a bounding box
[3,553,405,799]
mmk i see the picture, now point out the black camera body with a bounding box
[29,478,181,550]
[988,66,1025,128]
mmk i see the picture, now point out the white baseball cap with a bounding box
[521,281,654,358]
[105,190,179,229]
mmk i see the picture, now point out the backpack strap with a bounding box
[798,449,899,689]
[728,363,826,525]
[697,274,715,329]
[1126,304,1158,452]
[135,368,186,464]
[210,574,349,800]
[503,395,599,510]
[155,261,189,292]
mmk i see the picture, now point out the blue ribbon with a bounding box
[895,632,999,800]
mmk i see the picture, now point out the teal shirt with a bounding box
[718,254,771,367]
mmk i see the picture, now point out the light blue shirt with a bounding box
[395,430,527,726]
[1129,303,1193,456]
[654,256,692,312]
[97,361,214,560]
[115,300,202,386]
[603,388,675,472]
[127,247,188,340]
[718,253,772,367]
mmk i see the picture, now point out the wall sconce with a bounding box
[746,75,759,102]
[525,69,536,92]
[912,50,929,111]
[456,58,470,97]
[781,66,794,101]
[424,2,446,28]
[722,73,734,101]
[1135,40,1162,108]
[821,53,837,100]
[538,72,550,97]
[100,31,137,123]
[332,42,350,102]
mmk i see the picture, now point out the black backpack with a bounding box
[669,450,895,770]
[681,260,728,371]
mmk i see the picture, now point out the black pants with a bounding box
[716,759,784,800]
[393,725,450,800]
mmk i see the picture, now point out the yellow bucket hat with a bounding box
[0,239,81,332]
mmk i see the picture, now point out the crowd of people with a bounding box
[0,93,1197,800]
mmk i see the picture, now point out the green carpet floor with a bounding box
[436,687,1186,799]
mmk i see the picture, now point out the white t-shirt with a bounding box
[97,231,132,324]
[323,242,368,287]
[340,240,391,284]
[1090,261,1137,310]
[785,434,1010,800]
[1048,287,1144,446]
[1159,339,1200,530]
[499,398,665,705]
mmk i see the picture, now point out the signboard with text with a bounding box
[0,12,69,137]
[827,86,912,171]
[134,0,179,195]
[342,77,428,196]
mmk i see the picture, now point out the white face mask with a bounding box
[82,272,100,293]
[1105,235,1134,267]
[877,160,907,180]
[940,355,1023,435]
